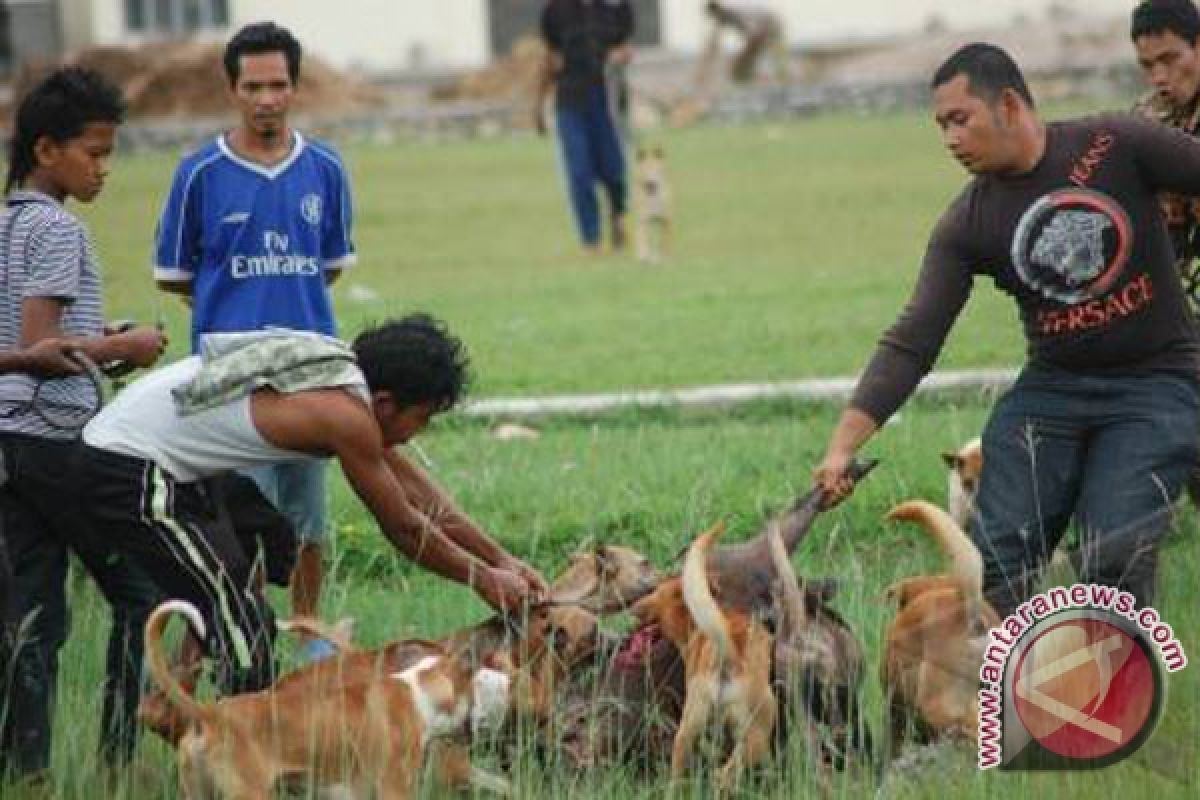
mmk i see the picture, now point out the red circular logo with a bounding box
[1013,618,1157,761]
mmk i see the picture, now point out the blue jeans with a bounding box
[972,364,1199,617]
[243,460,329,544]
[556,84,627,246]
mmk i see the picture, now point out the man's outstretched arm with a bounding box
[385,448,548,594]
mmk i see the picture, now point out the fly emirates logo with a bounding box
[231,231,320,279]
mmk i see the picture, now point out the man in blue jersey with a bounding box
[153,22,354,660]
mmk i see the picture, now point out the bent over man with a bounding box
[80,315,545,694]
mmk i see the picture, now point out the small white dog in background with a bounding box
[633,146,672,264]
[941,437,983,530]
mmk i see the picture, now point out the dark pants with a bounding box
[82,447,276,696]
[556,83,627,246]
[973,365,1199,617]
[0,435,159,776]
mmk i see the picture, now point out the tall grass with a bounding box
[6,107,1196,797]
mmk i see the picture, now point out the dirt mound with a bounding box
[9,41,383,120]
[430,35,547,104]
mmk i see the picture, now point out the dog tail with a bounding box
[766,518,808,636]
[145,599,211,726]
[682,521,734,661]
[885,500,985,612]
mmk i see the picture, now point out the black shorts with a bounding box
[211,473,297,588]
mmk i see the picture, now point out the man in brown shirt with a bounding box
[815,43,1200,617]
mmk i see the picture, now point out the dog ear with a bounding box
[940,451,958,468]
[594,544,616,577]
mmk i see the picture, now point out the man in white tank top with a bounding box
[79,314,546,696]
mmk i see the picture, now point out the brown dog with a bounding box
[145,600,513,799]
[882,500,1001,757]
[549,542,661,613]
[632,522,777,790]
[941,437,983,530]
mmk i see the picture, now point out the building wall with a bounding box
[231,0,490,72]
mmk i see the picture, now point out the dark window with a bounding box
[125,0,228,33]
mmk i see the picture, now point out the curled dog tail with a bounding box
[145,599,211,726]
[885,500,985,617]
[766,518,807,637]
[682,521,734,661]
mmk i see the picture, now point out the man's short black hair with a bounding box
[5,66,126,193]
[353,314,471,413]
[1132,0,1200,44]
[223,21,302,86]
[931,43,1035,109]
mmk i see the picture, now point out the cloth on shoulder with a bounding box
[173,329,364,416]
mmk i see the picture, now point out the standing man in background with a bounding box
[535,0,634,254]
[1131,0,1200,503]
[153,21,356,661]
[703,2,790,85]
[1132,0,1200,310]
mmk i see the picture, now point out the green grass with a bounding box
[8,108,1198,797]
[84,110,1025,394]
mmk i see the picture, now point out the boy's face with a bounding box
[230,51,294,140]
[35,122,116,203]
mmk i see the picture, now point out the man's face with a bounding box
[932,74,1011,175]
[376,398,434,446]
[37,122,117,203]
[230,51,294,139]
[1135,30,1200,108]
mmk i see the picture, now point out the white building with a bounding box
[5,0,1133,76]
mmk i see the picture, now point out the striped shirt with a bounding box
[0,190,105,439]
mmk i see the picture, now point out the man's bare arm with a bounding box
[384,448,547,591]
[532,51,561,134]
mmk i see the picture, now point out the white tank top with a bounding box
[83,356,368,482]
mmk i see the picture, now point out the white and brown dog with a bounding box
[145,600,512,799]
[633,147,673,264]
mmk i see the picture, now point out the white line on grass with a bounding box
[460,368,1018,418]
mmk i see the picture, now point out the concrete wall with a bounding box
[661,0,1134,52]
[231,0,490,72]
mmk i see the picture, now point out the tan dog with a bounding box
[633,147,672,264]
[882,500,1001,756]
[632,522,777,790]
[549,543,661,613]
[145,600,512,800]
[941,437,982,530]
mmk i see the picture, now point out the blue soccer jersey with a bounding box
[154,132,356,351]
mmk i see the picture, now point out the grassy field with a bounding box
[7,107,1199,798]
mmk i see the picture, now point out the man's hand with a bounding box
[475,565,537,614]
[21,339,83,377]
[813,447,858,509]
[499,556,549,598]
[114,325,168,367]
[608,43,634,67]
